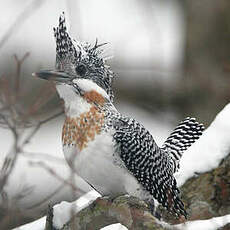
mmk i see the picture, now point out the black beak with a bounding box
[32,70,72,83]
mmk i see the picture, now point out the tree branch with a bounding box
[46,196,170,230]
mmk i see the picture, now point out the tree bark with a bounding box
[158,153,230,225]
[45,153,230,229]
[46,196,167,230]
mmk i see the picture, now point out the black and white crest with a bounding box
[53,13,77,60]
[53,12,115,101]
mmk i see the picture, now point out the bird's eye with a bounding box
[75,64,87,76]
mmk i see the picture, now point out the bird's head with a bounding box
[33,12,115,102]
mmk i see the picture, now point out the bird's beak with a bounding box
[32,70,72,83]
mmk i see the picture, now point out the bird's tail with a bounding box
[161,117,205,172]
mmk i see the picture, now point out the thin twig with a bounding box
[0,114,17,138]
[21,151,65,164]
[20,110,64,147]
[0,135,19,192]
[29,161,85,194]
[26,82,57,117]
[26,184,65,210]
[13,53,30,95]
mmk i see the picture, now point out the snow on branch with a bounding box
[46,195,169,230]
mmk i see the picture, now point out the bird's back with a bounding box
[111,114,187,217]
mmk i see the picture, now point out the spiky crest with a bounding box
[53,12,115,101]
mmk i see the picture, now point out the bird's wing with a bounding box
[112,117,187,218]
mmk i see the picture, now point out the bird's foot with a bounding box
[147,199,162,220]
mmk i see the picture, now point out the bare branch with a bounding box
[0,139,19,192]
[28,161,85,194]
[26,83,57,117]
[0,49,63,195]
[21,151,65,164]
[26,184,65,210]
[13,53,30,95]
[0,113,17,138]
[20,110,64,147]
[50,196,170,230]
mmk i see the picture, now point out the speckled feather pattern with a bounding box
[53,13,205,219]
[62,106,104,150]
[61,98,202,217]
[110,114,204,217]
[106,111,188,217]
[53,13,115,102]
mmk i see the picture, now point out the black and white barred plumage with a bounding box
[35,13,205,219]
[162,117,205,173]
[106,113,204,217]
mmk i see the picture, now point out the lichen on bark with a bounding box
[45,155,230,229]
[158,153,230,224]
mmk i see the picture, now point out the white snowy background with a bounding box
[0,0,229,229]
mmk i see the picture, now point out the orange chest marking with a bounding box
[62,106,104,151]
[83,90,105,106]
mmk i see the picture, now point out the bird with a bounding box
[33,13,205,218]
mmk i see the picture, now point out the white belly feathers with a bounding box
[63,131,141,197]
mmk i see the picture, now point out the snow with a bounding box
[53,190,100,229]
[176,214,230,230]
[13,191,100,230]
[15,207,230,230]
[15,191,129,230]
[14,217,46,230]
[101,224,128,230]
[15,219,128,230]
[176,103,230,186]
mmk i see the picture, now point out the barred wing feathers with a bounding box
[113,117,187,217]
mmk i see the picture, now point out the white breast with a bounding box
[63,131,142,197]
[56,84,91,117]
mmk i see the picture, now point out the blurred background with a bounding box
[1,0,230,125]
[1,0,230,228]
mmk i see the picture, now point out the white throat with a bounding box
[56,84,91,117]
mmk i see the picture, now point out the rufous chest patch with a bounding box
[83,90,105,106]
[62,106,104,150]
